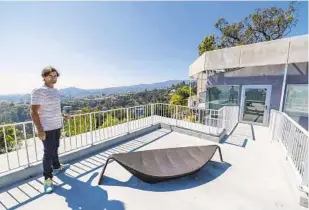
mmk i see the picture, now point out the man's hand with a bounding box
[63,114,72,120]
[38,130,46,140]
[31,105,45,140]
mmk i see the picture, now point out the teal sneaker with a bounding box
[52,164,70,175]
[44,178,53,193]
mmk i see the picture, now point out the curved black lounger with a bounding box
[98,145,223,185]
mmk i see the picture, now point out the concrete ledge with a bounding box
[0,124,161,190]
[160,123,226,143]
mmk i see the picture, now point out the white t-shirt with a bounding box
[31,85,63,131]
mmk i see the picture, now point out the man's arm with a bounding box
[31,105,46,140]
[63,114,72,119]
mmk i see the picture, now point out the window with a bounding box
[284,84,308,117]
[205,85,240,109]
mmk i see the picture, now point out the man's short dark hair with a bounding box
[41,66,60,77]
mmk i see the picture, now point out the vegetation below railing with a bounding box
[0,126,22,154]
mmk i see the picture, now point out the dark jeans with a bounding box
[42,128,61,180]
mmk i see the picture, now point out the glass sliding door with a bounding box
[240,85,271,125]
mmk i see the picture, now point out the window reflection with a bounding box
[205,85,240,110]
[284,84,308,116]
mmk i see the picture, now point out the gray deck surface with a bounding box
[0,123,304,210]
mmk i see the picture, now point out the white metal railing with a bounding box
[269,109,308,188]
[0,104,153,174]
[153,103,225,135]
[0,103,232,175]
[220,105,239,135]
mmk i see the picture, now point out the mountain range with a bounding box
[0,80,189,102]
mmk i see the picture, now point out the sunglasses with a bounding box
[47,75,58,78]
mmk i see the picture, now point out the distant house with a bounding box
[169,89,176,96]
[189,35,308,130]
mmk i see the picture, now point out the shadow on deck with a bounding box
[0,130,171,210]
[102,160,231,192]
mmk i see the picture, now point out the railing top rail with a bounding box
[217,106,225,112]
[0,121,33,128]
[0,103,230,128]
[155,103,218,111]
[73,107,128,116]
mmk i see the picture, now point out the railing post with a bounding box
[209,109,213,134]
[198,108,200,124]
[176,105,178,127]
[301,158,309,187]
[2,127,11,170]
[271,111,277,142]
[61,119,67,152]
[23,124,31,167]
[127,108,130,133]
[151,104,154,125]
[222,107,226,131]
[287,125,296,158]
[90,113,94,145]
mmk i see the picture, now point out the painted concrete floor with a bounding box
[0,123,304,210]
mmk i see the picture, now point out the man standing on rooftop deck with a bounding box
[30,66,70,193]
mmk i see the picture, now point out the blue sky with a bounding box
[0,1,308,94]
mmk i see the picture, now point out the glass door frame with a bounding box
[239,85,272,125]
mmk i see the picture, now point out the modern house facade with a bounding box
[189,35,308,129]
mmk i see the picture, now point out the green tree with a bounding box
[170,94,184,105]
[199,2,299,55]
[170,84,196,106]
[178,86,192,98]
[0,126,21,154]
[101,114,121,128]
[198,34,216,56]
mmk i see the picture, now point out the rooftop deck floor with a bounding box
[0,123,303,210]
